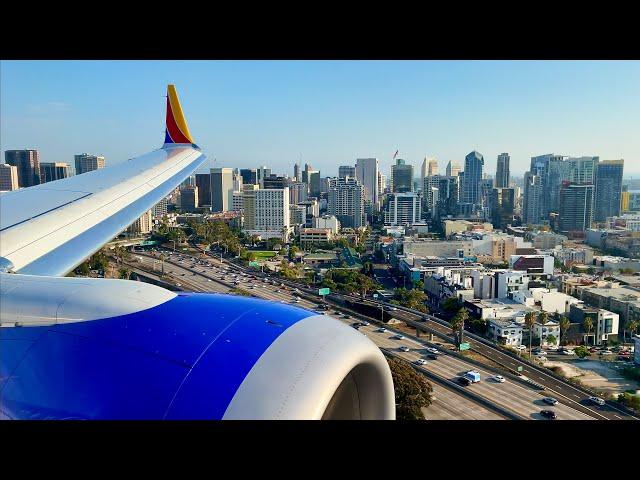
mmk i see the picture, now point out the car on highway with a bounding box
[415,359,427,365]
[176,283,181,287]
[351,323,360,330]
[492,375,505,383]
[360,321,370,326]
[516,345,527,351]
[425,347,440,355]
[427,354,438,360]
[589,396,605,406]
[398,346,410,352]
[561,349,576,355]
[543,397,559,406]
[599,350,613,356]
[540,410,557,420]
[342,314,351,319]
[316,304,329,311]
[385,306,397,311]
[392,334,405,340]
[376,327,387,333]
[457,376,471,386]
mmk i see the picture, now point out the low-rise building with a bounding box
[487,318,524,347]
[532,319,561,347]
[568,303,619,345]
[299,228,334,247]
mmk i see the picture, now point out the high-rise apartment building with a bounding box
[152,197,168,218]
[384,193,422,226]
[327,177,365,228]
[256,166,271,187]
[74,153,105,175]
[127,209,153,235]
[391,158,413,193]
[0,163,19,191]
[559,182,594,233]
[568,156,599,184]
[211,167,234,212]
[308,171,321,197]
[39,162,71,183]
[339,165,356,179]
[378,172,387,195]
[495,153,510,188]
[195,173,212,207]
[263,175,288,190]
[242,184,260,229]
[289,182,308,205]
[594,160,624,222]
[355,158,379,207]
[5,149,41,187]
[243,187,290,241]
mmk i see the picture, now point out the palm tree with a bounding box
[559,316,571,346]
[524,312,537,359]
[583,317,594,346]
[450,308,468,346]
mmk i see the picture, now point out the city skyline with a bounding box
[2,60,640,176]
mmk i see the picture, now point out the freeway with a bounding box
[131,250,594,420]
[356,299,638,421]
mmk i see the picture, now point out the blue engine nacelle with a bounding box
[0,274,395,420]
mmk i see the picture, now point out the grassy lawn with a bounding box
[250,251,277,259]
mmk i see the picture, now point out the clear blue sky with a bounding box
[2,60,639,177]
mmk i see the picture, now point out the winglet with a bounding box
[164,85,195,146]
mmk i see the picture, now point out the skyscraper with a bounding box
[256,166,271,187]
[211,167,234,212]
[240,168,258,185]
[5,149,41,187]
[559,182,594,233]
[39,162,71,183]
[491,188,515,230]
[594,159,624,221]
[243,187,290,241]
[0,163,19,191]
[328,177,365,228]
[568,156,599,184]
[391,158,413,193]
[195,173,212,206]
[384,193,422,226]
[293,163,301,182]
[180,186,199,212]
[495,153,510,188]
[460,151,484,207]
[355,157,379,206]
[74,153,105,175]
[523,172,543,225]
[309,171,322,197]
[289,182,308,205]
[428,158,438,176]
[446,160,461,177]
[339,165,356,179]
[421,157,428,180]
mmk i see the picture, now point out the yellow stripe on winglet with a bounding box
[167,84,194,143]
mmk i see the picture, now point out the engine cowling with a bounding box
[0,273,395,420]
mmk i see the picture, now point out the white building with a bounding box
[312,215,340,234]
[127,209,153,234]
[496,270,530,299]
[289,204,306,226]
[532,319,561,347]
[327,177,365,228]
[509,254,554,275]
[211,167,234,212]
[384,193,422,226]
[152,197,169,218]
[356,157,379,207]
[487,318,523,347]
[243,187,291,241]
[0,163,19,191]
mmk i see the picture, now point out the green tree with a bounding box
[442,296,460,312]
[118,267,131,280]
[524,311,537,358]
[574,345,590,358]
[76,262,90,276]
[625,319,638,344]
[387,358,433,420]
[546,334,557,346]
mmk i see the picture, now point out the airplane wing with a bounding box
[0,85,395,420]
[0,85,206,277]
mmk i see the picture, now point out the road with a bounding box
[129,250,596,420]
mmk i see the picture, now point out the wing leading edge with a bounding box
[0,85,205,276]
